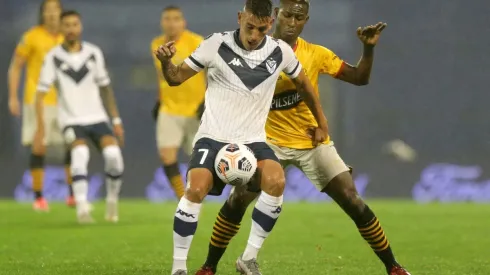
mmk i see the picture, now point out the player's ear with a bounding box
[273,7,279,19]
[237,11,242,25]
[305,15,310,23]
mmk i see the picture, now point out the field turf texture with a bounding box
[1,200,489,274]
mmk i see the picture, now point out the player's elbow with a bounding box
[356,78,369,86]
[167,81,182,87]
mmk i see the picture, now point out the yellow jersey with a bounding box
[266,37,345,149]
[15,26,63,105]
[151,30,206,117]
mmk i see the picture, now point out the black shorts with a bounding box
[187,137,279,196]
[63,122,113,146]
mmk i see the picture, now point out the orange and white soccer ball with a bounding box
[214,143,257,186]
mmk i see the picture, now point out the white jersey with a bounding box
[184,30,302,144]
[37,41,110,128]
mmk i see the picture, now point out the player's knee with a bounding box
[31,144,46,156]
[102,145,124,177]
[185,184,208,203]
[159,148,178,165]
[261,172,286,197]
[71,145,90,176]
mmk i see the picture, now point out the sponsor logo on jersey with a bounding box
[270,90,303,110]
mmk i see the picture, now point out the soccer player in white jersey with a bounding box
[154,0,329,274]
[34,11,125,224]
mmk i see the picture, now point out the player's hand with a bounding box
[33,128,45,154]
[307,127,328,147]
[113,124,125,147]
[8,98,21,117]
[357,22,387,46]
[154,41,177,62]
[152,101,160,121]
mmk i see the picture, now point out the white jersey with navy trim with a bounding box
[37,41,110,128]
[184,30,302,144]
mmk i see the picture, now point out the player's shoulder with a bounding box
[270,37,295,56]
[19,26,43,43]
[299,37,336,56]
[82,41,103,54]
[183,30,204,41]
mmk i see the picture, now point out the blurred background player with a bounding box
[35,10,124,223]
[196,1,410,275]
[151,6,206,200]
[7,0,75,211]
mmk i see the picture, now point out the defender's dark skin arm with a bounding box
[292,70,328,130]
[100,85,120,118]
[336,44,374,86]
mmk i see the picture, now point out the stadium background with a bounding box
[0,0,489,202]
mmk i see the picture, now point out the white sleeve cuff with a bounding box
[286,61,302,79]
[184,55,204,72]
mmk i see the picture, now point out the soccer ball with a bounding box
[214,143,257,186]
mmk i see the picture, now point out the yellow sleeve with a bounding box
[316,45,345,77]
[15,31,34,58]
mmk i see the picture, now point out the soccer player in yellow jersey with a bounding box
[196,1,411,275]
[150,6,206,199]
[7,0,74,211]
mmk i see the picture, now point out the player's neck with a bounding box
[165,31,184,43]
[63,41,82,52]
[272,32,297,49]
[43,24,59,35]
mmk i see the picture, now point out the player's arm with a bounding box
[291,71,328,133]
[335,22,387,86]
[8,33,31,116]
[35,53,56,134]
[154,34,217,87]
[95,49,121,122]
[155,42,198,87]
[335,46,373,86]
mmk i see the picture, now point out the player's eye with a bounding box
[258,27,267,33]
[283,12,292,18]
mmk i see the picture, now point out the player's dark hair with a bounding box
[245,0,273,18]
[60,10,81,20]
[162,5,182,13]
[38,0,62,25]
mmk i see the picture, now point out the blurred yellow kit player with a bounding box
[7,0,74,211]
[151,6,206,199]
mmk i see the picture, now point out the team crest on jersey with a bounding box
[266,58,277,74]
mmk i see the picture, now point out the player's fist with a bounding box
[307,127,328,147]
[357,22,387,46]
[8,98,21,117]
[154,41,177,62]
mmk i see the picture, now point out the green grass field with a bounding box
[0,200,489,275]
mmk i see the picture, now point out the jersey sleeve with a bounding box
[37,51,56,93]
[281,43,302,79]
[15,31,34,58]
[184,33,219,72]
[94,48,111,87]
[316,46,345,77]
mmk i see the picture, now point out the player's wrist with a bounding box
[112,117,122,125]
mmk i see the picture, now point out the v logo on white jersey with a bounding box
[228,58,243,67]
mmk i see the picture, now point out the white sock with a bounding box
[106,178,122,202]
[242,192,283,261]
[172,197,202,273]
[73,180,88,211]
